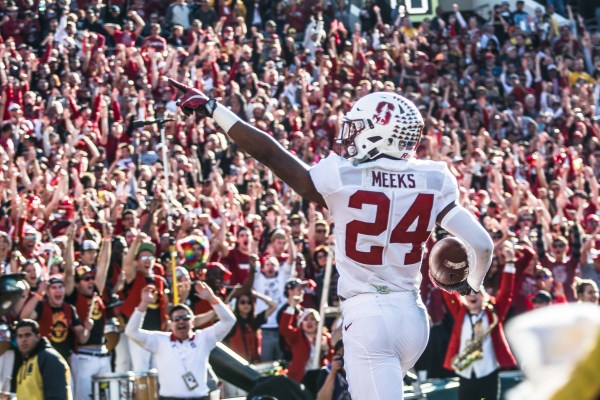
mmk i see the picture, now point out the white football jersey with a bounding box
[309,154,459,299]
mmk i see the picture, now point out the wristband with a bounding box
[34,292,44,301]
[213,103,241,133]
[504,263,516,273]
[210,299,220,305]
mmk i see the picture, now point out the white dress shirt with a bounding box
[125,301,235,397]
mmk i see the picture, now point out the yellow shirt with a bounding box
[17,343,72,400]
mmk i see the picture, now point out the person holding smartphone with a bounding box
[316,339,351,400]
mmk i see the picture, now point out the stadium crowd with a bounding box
[0,0,600,398]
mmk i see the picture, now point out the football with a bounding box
[429,237,469,286]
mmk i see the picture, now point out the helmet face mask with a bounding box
[335,92,424,164]
[336,117,375,158]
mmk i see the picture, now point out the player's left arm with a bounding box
[438,202,494,291]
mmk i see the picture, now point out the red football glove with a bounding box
[168,78,217,119]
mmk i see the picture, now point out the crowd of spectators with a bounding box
[1,0,600,397]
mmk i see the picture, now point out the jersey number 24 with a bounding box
[346,191,433,265]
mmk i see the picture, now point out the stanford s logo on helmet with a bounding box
[335,92,424,164]
[373,101,394,125]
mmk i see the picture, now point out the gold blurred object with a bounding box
[133,370,158,400]
[104,317,121,352]
[452,304,499,371]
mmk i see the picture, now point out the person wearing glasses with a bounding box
[524,268,567,310]
[539,235,581,302]
[119,236,169,371]
[126,283,235,400]
[224,290,278,363]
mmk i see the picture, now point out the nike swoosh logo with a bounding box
[356,108,362,111]
[344,323,353,331]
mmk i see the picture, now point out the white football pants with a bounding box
[341,291,429,400]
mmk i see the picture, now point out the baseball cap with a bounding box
[297,308,320,327]
[8,103,21,111]
[47,274,65,286]
[206,262,232,279]
[285,278,308,291]
[82,240,99,252]
[136,242,156,257]
[289,214,303,223]
[75,265,94,282]
[531,290,552,304]
[81,240,98,251]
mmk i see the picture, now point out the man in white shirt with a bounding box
[126,283,236,399]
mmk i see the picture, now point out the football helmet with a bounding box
[336,92,424,164]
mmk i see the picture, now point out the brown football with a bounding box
[429,237,469,286]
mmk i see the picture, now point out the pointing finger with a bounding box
[168,78,193,93]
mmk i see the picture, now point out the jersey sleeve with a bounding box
[437,166,459,213]
[309,154,343,198]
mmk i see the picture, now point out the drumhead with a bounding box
[93,372,136,381]
[133,369,158,378]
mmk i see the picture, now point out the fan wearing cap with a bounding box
[19,226,45,268]
[279,294,333,382]
[274,278,308,362]
[120,235,168,371]
[62,225,113,400]
[20,274,93,361]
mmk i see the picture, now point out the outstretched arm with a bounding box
[169,78,326,207]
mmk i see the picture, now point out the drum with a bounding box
[93,372,135,400]
[104,317,121,352]
[133,369,158,400]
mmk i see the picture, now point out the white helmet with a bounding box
[336,92,424,164]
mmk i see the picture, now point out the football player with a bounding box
[169,79,493,400]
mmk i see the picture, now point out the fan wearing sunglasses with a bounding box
[539,235,581,302]
[125,282,236,399]
[224,290,278,363]
[63,223,113,400]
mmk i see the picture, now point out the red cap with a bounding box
[206,262,232,279]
